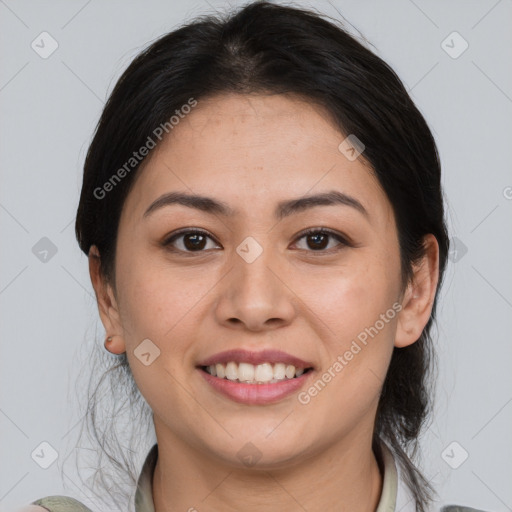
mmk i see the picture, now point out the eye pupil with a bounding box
[184,233,206,251]
[308,233,328,250]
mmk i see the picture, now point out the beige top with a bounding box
[30,441,487,512]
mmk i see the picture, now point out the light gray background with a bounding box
[1,0,511,511]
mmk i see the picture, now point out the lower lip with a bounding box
[197,368,314,405]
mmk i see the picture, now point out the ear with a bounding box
[88,245,126,354]
[395,234,440,348]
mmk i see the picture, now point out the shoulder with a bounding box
[380,440,493,512]
[441,505,494,512]
[28,496,94,512]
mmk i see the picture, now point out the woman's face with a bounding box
[94,93,433,468]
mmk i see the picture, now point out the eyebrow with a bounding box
[143,190,368,220]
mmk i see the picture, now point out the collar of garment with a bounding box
[134,439,412,512]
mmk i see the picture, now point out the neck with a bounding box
[152,429,383,512]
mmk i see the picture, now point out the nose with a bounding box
[214,245,297,332]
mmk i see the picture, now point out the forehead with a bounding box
[120,93,392,227]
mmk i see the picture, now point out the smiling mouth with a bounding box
[198,362,314,385]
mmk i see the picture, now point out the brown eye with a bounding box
[293,228,349,252]
[306,232,329,250]
[182,233,206,250]
[163,229,220,253]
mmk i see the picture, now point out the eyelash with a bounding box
[162,227,351,255]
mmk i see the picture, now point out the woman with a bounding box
[24,2,488,511]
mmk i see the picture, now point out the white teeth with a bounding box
[215,363,225,379]
[204,361,309,383]
[225,361,238,381]
[254,363,273,383]
[285,365,296,379]
[273,363,286,380]
[238,362,255,382]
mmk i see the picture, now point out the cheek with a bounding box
[113,260,205,411]
[114,233,207,332]
[294,251,399,405]
[295,248,400,339]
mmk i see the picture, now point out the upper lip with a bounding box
[197,349,314,369]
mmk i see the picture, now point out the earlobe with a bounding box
[394,234,440,348]
[88,245,126,354]
[104,334,126,355]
